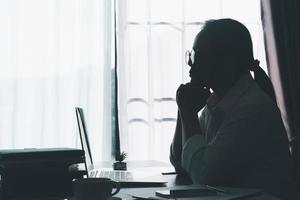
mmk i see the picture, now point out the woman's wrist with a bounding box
[180,113,201,144]
[179,109,198,119]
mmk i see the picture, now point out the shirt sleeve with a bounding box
[181,105,276,185]
[181,134,206,171]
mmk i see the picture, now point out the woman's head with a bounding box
[189,18,255,89]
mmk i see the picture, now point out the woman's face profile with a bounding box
[189,19,256,94]
[189,31,218,88]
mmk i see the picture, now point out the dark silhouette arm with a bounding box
[170,83,209,173]
[170,110,183,173]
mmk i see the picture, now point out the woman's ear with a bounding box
[214,55,240,80]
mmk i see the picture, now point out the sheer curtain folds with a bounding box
[117,0,266,162]
[0,0,114,161]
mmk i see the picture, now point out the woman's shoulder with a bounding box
[236,80,278,113]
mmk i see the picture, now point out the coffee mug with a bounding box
[72,178,121,200]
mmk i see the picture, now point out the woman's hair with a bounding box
[200,18,277,103]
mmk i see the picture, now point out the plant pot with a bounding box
[113,162,127,171]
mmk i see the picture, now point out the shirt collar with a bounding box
[207,72,254,113]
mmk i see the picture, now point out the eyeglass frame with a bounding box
[185,49,226,67]
[185,50,193,66]
[185,49,198,66]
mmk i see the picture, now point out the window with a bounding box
[0,0,114,161]
[117,0,266,162]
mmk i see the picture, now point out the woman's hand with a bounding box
[176,83,211,115]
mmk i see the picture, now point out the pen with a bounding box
[161,172,177,175]
[132,195,163,200]
[205,185,231,194]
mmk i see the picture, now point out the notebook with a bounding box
[75,107,167,187]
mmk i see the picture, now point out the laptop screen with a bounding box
[75,107,94,176]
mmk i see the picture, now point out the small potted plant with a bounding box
[113,151,127,170]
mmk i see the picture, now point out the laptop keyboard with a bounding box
[90,170,133,181]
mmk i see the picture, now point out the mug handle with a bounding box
[111,181,121,196]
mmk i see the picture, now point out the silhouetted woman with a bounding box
[170,18,298,199]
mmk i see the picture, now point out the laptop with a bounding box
[75,107,167,187]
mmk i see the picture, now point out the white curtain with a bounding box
[117,0,266,162]
[0,0,114,161]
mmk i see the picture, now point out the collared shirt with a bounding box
[170,72,298,199]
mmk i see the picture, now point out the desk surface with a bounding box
[115,174,279,200]
[105,160,279,200]
[10,160,279,200]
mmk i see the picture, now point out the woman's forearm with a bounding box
[171,110,183,161]
[180,111,201,145]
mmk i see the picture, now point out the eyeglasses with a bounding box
[185,50,196,66]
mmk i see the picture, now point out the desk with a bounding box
[101,161,279,200]
[10,161,279,200]
[114,174,279,200]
